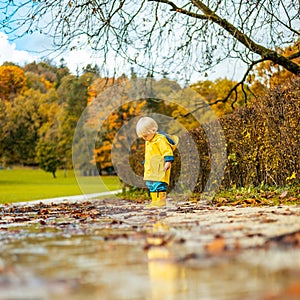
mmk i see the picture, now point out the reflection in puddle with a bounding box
[146,222,187,299]
[0,224,299,299]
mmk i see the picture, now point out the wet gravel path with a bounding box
[1,198,300,299]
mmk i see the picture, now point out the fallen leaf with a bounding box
[264,280,300,299]
[205,235,226,254]
[265,230,300,248]
[260,217,277,223]
[279,191,289,199]
[245,198,257,204]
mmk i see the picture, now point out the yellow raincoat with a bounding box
[143,133,178,184]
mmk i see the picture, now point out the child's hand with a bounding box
[164,161,171,171]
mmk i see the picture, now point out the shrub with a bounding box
[128,77,299,193]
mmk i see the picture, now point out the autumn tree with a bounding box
[190,78,252,115]
[0,101,5,164]
[36,140,60,178]
[1,89,44,165]
[88,77,145,174]
[0,61,73,170]
[57,71,96,169]
[0,65,27,101]
[1,0,299,104]
[35,89,63,177]
[24,60,70,88]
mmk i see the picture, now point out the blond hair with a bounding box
[136,117,158,138]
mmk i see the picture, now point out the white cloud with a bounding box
[0,32,97,73]
[60,49,99,74]
[0,32,111,76]
[0,32,36,66]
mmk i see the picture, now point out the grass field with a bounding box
[0,167,121,204]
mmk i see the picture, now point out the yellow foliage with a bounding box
[40,76,53,90]
[190,78,249,116]
[0,65,27,100]
[87,77,126,105]
[286,172,297,182]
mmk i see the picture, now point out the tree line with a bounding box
[0,60,98,177]
[0,59,245,176]
[0,58,299,190]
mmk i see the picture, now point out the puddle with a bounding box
[1,200,300,299]
[1,224,299,300]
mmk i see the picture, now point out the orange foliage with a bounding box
[0,65,27,101]
[93,141,112,169]
[89,77,146,173]
[190,78,249,116]
[40,76,53,90]
[250,39,300,90]
[93,99,146,172]
[87,77,126,105]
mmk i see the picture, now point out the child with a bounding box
[136,117,178,207]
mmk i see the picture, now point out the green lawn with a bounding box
[0,167,121,204]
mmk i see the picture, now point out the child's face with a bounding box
[141,133,155,141]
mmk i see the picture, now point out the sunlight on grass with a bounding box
[0,167,121,203]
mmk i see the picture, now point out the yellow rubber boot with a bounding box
[147,192,158,208]
[157,191,166,207]
[148,191,166,207]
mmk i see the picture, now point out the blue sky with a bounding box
[0,31,104,75]
[0,30,246,83]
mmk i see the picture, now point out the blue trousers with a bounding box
[145,181,167,192]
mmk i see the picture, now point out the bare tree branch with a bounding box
[288,51,300,60]
[210,58,266,106]
[181,57,268,119]
[152,0,300,75]
[1,0,299,96]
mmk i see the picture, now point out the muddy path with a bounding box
[1,198,300,299]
